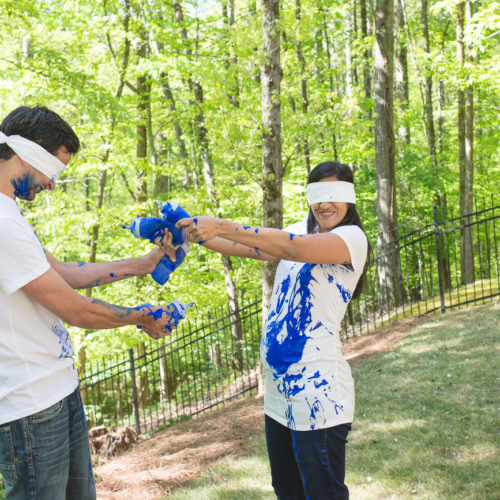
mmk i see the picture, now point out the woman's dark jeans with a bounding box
[265,415,351,500]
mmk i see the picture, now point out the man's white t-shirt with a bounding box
[0,193,78,425]
[261,218,368,431]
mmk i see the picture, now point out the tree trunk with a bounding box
[394,0,410,145]
[421,0,440,190]
[261,0,283,395]
[261,0,283,310]
[457,1,474,284]
[295,0,310,177]
[173,0,244,371]
[374,0,403,307]
[360,0,372,119]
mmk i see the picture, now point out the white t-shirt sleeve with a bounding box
[0,216,50,295]
[331,225,368,272]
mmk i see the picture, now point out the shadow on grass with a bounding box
[166,302,499,499]
[348,301,499,499]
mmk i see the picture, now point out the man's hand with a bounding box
[176,216,221,242]
[150,230,179,262]
[136,303,177,339]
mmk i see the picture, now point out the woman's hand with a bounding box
[176,216,222,242]
[148,230,178,263]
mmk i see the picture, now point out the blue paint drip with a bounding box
[308,371,320,380]
[193,217,198,226]
[307,397,325,430]
[264,264,317,396]
[285,403,296,430]
[336,282,352,303]
[254,247,261,256]
[254,228,259,233]
[11,173,36,199]
[52,324,74,359]
[314,379,328,388]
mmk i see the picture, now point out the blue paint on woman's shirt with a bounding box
[336,282,352,303]
[264,264,318,396]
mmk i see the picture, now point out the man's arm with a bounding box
[45,243,173,290]
[22,267,173,338]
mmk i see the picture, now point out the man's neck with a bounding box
[0,157,22,199]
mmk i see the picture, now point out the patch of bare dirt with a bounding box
[94,314,428,499]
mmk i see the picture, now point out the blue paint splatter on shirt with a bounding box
[336,283,352,303]
[264,264,318,396]
[52,323,74,359]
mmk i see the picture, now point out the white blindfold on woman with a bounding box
[306,181,356,205]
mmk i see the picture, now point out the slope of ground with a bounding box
[94,314,429,499]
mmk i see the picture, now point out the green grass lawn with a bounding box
[164,301,500,499]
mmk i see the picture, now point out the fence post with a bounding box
[129,348,141,435]
[433,205,446,313]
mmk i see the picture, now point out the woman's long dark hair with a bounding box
[306,161,369,299]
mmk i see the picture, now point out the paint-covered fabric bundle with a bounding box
[124,201,192,285]
[261,218,368,431]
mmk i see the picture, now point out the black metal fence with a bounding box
[80,198,499,434]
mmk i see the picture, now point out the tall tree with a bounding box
[457,0,474,284]
[374,0,403,306]
[172,0,244,369]
[394,0,410,146]
[421,0,439,191]
[261,0,284,311]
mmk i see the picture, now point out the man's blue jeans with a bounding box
[265,415,351,500]
[0,388,96,500]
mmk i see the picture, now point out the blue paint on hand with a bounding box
[243,225,251,230]
[193,217,198,226]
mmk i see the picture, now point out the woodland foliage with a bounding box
[0,0,498,362]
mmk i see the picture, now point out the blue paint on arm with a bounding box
[254,247,261,256]
[77,262,86,267]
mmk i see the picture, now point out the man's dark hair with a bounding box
[0,106,80,160]
[306,161,370,299]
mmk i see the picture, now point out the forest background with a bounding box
[0,0,498,372]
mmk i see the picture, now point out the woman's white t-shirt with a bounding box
[261,219,368,431]
[0,194,78,425]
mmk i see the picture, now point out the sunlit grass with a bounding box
[163,301,500,499]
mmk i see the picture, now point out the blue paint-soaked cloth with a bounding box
[123,201,193,285]
[152,201,191,285]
